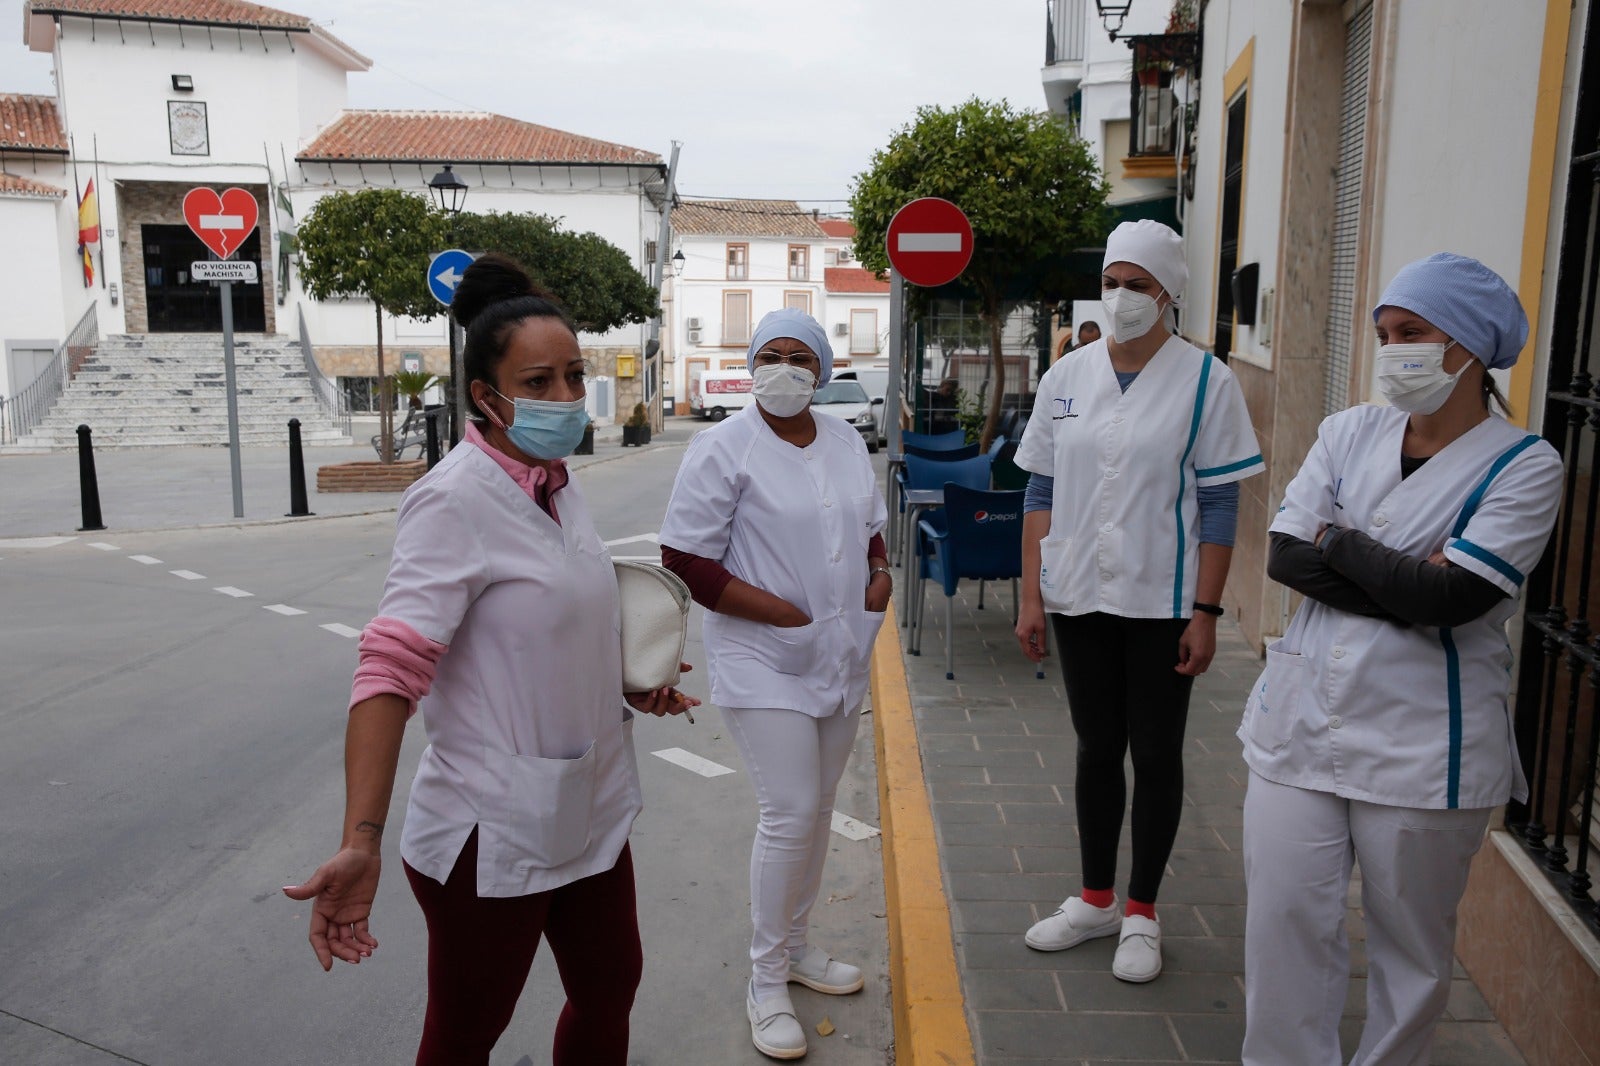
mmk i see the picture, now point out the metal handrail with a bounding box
[0,302,97,445]
[296,305,351,436]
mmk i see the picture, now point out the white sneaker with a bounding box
[788,946,864,995]
[1024,895,1121,951]
[746,981,807,1060]
[1111,914,1162,983]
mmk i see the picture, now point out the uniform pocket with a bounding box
[850,493,879,549]
[482,740,598,871]
[850,609,887,673]
[1037,535,1073,611]
[770,619,822,675]
[1245,639,1306,754]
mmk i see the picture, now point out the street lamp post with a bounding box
[427,164,469,445]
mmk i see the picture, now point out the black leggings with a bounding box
[1051,612,1195,904]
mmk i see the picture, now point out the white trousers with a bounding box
[1241,772,1492,1066]
[723,705,861,998]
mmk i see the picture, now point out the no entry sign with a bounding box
[886,197,973,288]
[182,187,259,259]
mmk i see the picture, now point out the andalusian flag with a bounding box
[77,178,99,286]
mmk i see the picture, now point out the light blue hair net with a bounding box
[746,308,834,384]
[1373,252,1528,370]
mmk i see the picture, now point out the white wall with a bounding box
[0,197,70,396]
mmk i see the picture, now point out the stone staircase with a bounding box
[19,334,352,449]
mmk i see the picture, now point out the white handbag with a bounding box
[613,560,691,692]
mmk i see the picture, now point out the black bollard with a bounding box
[76,424,106,531]
[424,403,443,469]
[286,418,315,517]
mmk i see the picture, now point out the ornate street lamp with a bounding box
[426,164,469,214]
[1095,0,1134,40]
[671,248,686,276]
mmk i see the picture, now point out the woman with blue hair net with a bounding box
[1239,253,1564,1064]
[659,308,890,1059]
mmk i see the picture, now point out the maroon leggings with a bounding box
[403,829,642,1066]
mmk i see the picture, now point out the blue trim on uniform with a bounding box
[1450,434,1541,537]
[1451,538,1525,586]
[1173,354,1214,617]
[1441,627,1463,809]
[1195,454,1263,479]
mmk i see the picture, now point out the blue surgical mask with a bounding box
[488,387,590,460]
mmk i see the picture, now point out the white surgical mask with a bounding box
[1376,341,1467,415]
[752,363,815,418]
[1101,287,1166,343]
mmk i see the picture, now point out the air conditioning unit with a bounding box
[838,251,853,263]
[686,316,702,329]
[833,323,849,337]
[687,328,703,344]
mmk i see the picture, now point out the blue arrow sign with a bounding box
[428,248,475,307]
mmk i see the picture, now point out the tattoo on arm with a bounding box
[355,820,384,841]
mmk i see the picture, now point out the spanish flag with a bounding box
[78,178,99,286]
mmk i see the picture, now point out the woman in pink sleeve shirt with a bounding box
[284,255,695,1066]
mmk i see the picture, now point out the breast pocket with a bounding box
[482,741,598,871]
[1245,638,1307,755]
[850,493,879,550]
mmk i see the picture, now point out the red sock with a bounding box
[1081,887,1115,909]
[1125,899,1156,920]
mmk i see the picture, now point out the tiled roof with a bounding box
[28,0,313,29]
[0,172,67,198]
[818,219,856,239]
[298,110,661,166]
[672,199,828,238]
[825,267,890,294]
[0,94,67,152]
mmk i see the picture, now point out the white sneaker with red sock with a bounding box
[1112,914,1162,982]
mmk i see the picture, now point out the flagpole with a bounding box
[93,133,105,288]
[69,134,87,289]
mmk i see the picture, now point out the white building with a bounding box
[0,0,666,443]
[661,200,889,413]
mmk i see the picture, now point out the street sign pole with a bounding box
[427,249,476,446]
[887,271,905,457]
[219,280,244,518]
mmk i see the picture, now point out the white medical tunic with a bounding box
[659,406,888,717]
[1240,406,1563,809]
[1014,335,1264,619]
[381,441,642,897]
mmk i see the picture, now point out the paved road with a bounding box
[0,438,892,1065]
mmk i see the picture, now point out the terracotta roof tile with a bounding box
[0,94,67,152]
[28,0,313,30]
[825,266,890,294]
[671,199,828,238]
[818,218,856,239]
[297,110,661,166]
[0,172,67,198]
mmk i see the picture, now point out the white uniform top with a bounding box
[659,405,888,717]
[1014,335,1264,619]
[1239,406,1563,809]
[381,441,642,897]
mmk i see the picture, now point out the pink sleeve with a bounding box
[349,615,448,717]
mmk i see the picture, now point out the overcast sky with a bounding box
[6,0,1051,205]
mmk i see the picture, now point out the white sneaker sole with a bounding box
[1024,921,1120,952]
[1112,960,1162,983]
[788,970,864,995]
[751,1032,808,1060]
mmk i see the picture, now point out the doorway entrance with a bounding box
[141,224,265,333]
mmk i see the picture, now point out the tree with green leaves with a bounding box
[297,188,443,462]
[850,98,1112,448]
[446,211,657,333]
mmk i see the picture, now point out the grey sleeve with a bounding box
[1319,526,1508,628]
[1267,532,1398,621]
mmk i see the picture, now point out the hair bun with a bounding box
[451,252,558,330]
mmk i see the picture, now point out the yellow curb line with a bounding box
[870,600,976,1066]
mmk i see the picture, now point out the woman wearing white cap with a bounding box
[1239,253,1562,1064]
[659,308,890,1059]
[1013,219,1265,982]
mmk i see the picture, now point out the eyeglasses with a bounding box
[753,349,821,369]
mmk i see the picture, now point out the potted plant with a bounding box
[391,369,438,411]
[621,402,651,447]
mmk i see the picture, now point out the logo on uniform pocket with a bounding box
[1052,397,1079,420]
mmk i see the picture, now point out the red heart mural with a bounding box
[182,186,260,259]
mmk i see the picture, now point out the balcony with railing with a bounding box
[1123,31,1200,179]
[1041,0,1089,118]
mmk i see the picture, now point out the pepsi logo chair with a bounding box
[914,485,1027,680]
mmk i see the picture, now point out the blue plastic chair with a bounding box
[916,485,1027,680]
[900,454,994,633]
[904,441,980,461]
[902,429,966,452]
[893,450,991,565]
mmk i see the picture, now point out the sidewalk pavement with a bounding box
[0,418,699,538]
[879,575,1527,1065]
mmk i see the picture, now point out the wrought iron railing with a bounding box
[1126,32,1201,158]
[1045,0,1087,65]
[0,302,97,445]
[296,305,351,437]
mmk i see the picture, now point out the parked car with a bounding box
[810,379,880,451]
[832,366,889,447]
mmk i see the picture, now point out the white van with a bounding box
[689,368,755,421]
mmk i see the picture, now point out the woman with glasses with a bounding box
[659,308,890,1060]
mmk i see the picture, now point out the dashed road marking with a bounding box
[651,747,737,778]
[831,811,882,841]
[169,570,206,581]
[320,623,361,638]
[87,542,120,551]
[263,604,307,616]
[129,555,163,565]
[0,536,77,548]
[213,586,253,598]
